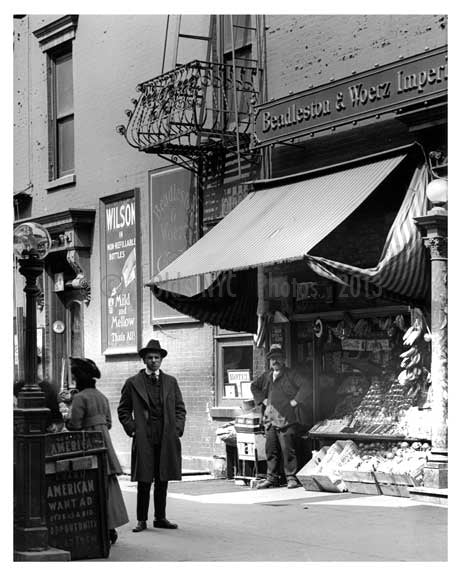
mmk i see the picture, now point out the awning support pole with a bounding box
[414,207,448,489]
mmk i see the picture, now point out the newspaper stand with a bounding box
[234,413,267,485]
[45,431,110,560]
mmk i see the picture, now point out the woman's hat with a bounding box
[267,343,285,359]
[138,339,168,358]
[69,357,101,379]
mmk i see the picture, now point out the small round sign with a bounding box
[52,320,65,334]
[313,318,323,339]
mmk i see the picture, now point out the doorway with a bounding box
[50,290,84,389]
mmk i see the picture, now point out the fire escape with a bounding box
[117,15,264,191]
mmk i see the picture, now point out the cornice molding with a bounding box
[33,15,79,52]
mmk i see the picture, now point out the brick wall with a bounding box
[96,323,217,472]
[264,14,447,100]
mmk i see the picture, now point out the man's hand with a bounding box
[262,399,268,406]
[290,399,298,407]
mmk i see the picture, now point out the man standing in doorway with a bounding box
[251,343,312,489]
[118,339,186,532]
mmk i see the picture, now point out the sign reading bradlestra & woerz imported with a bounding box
[253,46,447,147]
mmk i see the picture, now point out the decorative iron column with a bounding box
[414,182,448,490]
[13,223,70,561]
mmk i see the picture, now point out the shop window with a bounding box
[216,337,254,406]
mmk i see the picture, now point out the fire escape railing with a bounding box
[117,60,261,170]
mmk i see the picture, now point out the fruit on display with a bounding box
[310,418,352,434]
[344,440,430,481]
[315,440,359,477]
[398,317,431,401]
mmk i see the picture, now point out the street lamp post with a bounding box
[414,178,448,490]
[13,222,70,561]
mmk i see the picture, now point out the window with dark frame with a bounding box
[216,336,254,406]
[220,15,254,131]
[48,42,74,180]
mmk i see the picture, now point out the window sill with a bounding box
[46,173,76,191]
[210,407,243,419]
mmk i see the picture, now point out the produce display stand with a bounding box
[309,431,406,442]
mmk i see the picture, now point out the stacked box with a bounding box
[235,413,266,462]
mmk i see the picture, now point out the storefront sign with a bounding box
[227,369,251,384]
[46,431,105,458]
[203,182,249,222]
[150,168,200,322]
[342,338,390,352]
[253,46,447,147]
[45,432,109,560]
[270,324,286,350]
[100,189,140,354]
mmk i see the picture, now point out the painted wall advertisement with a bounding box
[150,168,199,322]
[101,190,139,354]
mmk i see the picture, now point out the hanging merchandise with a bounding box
[398,317,431,403]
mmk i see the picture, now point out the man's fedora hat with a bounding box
[69,357,101,379]
[139,339,168,358]
[267,343,285,359]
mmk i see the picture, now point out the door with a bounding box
[50,290,84,390]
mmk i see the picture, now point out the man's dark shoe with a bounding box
[132,521,147,533]
[255,479,276,490]
[109,528,118,544]
[154,518,178,529]
[287,478,301,489]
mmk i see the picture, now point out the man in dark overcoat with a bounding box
[251,343,312,489]
[118,339,186,532]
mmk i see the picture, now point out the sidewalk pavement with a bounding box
[96,476,448,563]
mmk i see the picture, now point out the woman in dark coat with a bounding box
[67,357,129,545]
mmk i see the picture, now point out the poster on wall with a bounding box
[150,168,200,323]
[100,189,140,354]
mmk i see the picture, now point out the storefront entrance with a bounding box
[50,289,84,389]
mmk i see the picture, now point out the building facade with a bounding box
[13,14,447,474]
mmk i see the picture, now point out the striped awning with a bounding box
[150,154,406,284]
[151,269,258,333]
[305,163,429,303]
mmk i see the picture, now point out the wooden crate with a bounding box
[297,447,329,492]
[374,471,418,498]
[378,483,411,498]
[312,474,346,493]
[298,475,323,492]
[340,469,382,495]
